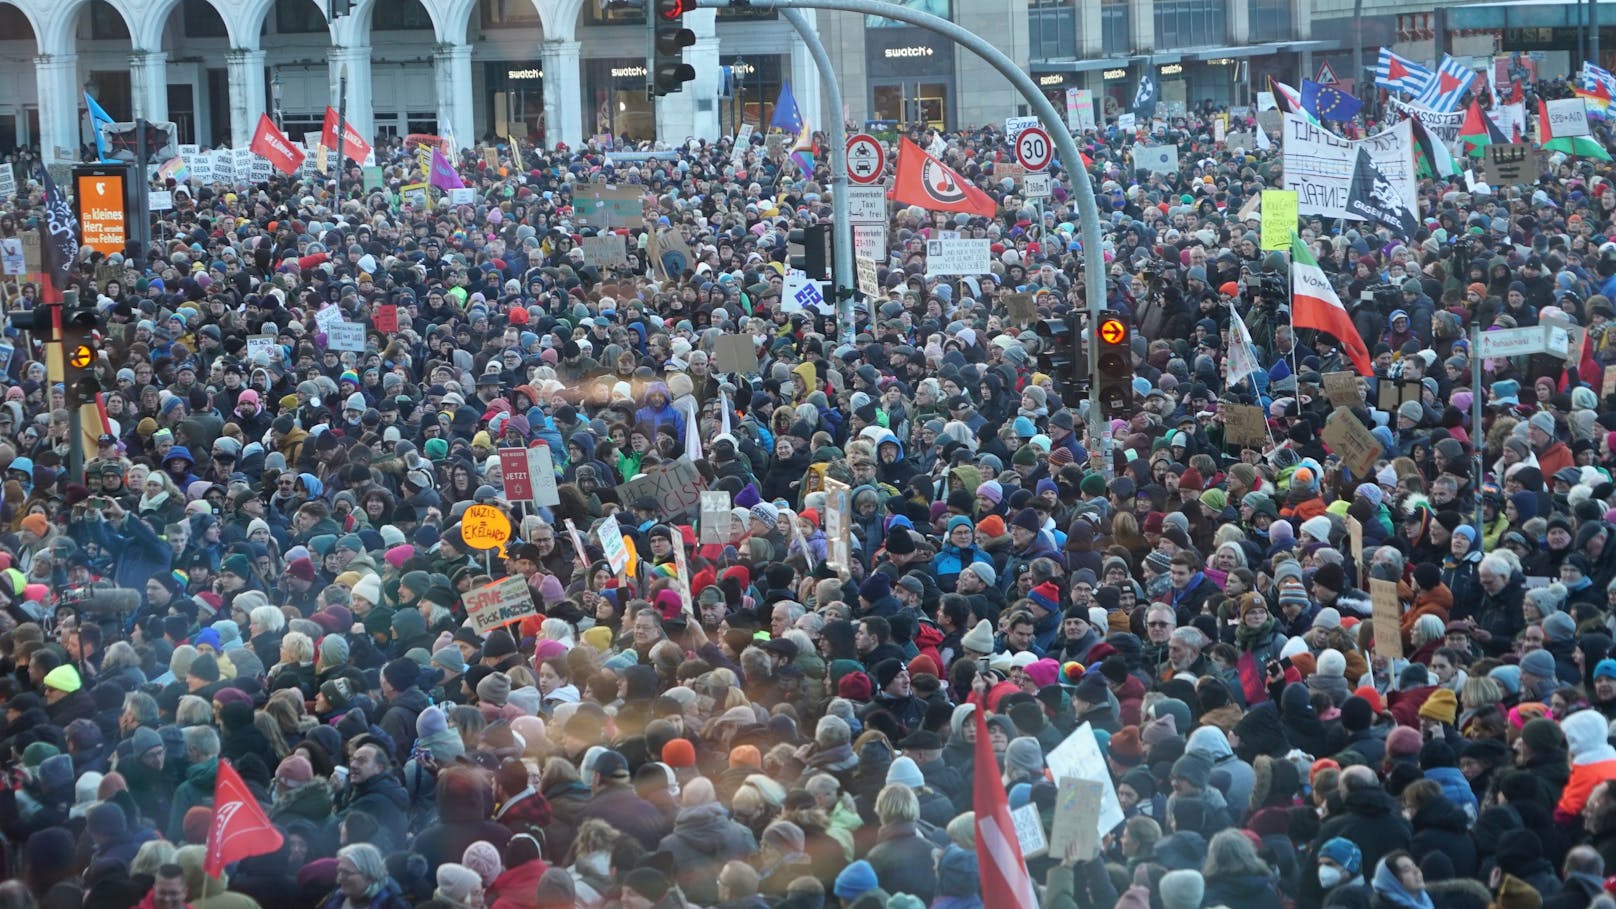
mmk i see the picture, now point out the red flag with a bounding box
[250,114,305,176]
[973,707,1038,909]
[319,107,373,164]
[890,136,999,217]
[204,760,283,877]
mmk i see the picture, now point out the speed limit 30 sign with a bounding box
[1014,126,1053,172]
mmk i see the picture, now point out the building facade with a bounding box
[0,0,815,164]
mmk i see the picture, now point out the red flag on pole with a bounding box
[320,107,373,164]
[250,114,305,175]
[973,707,1038,909]
[889,136,999,217]
[204,759,283,878]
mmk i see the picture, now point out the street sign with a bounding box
[845,185,887,223]
[1023,173,1051,198]
[845,133,885,184]
[1316,62,1339,86]
[1015,126,1054,171]
[1476,324,1569,359]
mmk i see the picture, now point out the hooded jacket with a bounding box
[1557,710,1616,823]
[1187,726,1255,818]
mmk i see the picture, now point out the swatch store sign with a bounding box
[867,29,954,78]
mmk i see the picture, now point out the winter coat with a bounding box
[1409,796,1478,878]
[318,879,412,909]
[168,757,219,842]
[1304,788,1412,909]
[377,687,432,763]
[335,772,412,852]
[866,820,938,903]
[1423,767,1478,821]
[1187,726,1255,818]
[1202,872,1284,909]
[580,783,670,850]
[488,858,549,909]
[658,802,759,905]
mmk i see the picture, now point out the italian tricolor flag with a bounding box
[1291,234,1373,376]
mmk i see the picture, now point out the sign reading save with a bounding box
[465,575,537,633]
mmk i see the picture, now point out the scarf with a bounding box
[1371,858,1434,909]
[1236,616,1278,650]
[138,488,170,513]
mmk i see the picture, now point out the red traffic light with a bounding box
[1098,317,1128,346]
[659,0,686,19]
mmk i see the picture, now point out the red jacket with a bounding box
[488,858,549,909]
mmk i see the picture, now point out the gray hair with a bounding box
[337,843,389,889]
[101,640,142,672]
[123,691,159,728]
[1169,626,1208,650]
[250,604,286,634]
[183,724,220,760]
[814,714,851,748]
[1480,552,1514,580]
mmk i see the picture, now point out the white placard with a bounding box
[250,153,272,183]
[246,335,275,364]
[1011,802,1047,859]
[0,163,14,199]
[1388,98,1467,143]
[1044,722,1125,840]
[327,321,365,351]
[856,255,880,297]
[853,224,886,262]
[233,149,255,185]
[526,442,560,507]
[211,150,233,184]
[0,237,23,276]
[924,238,991,276]
[1066,88,1096,132]
[844,185,887,224]
[731,124,754,165]
[598,515,629,575]
[781,269,833,314]
[464,575,537,634]
[447,187,475,206]
[1023,172,1051,198]
[1257,91,1276,111]
[149,190,173,212]
[1004,115,1040,136]
[314,304,342,332]
[1282,113,1418,220]
[1135,145,1179,173]
[1116,113,1137,131]
[1547,97,1591,137]
[699,490,733,544]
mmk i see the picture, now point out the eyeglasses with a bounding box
[1146,621,1174,628]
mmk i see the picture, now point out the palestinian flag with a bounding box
[1410,114,1459,179]
[1458,101,1508,157]
[1537,96,1614,161]
[1291,233,1373,376]
[1271,79,1320,125]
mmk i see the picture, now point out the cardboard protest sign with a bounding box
[615,460,706,520]
[581,234,629,268]
[1482,143,1540,186]
[1321,410,1384,478]
[1223,404,1268,447]
[1004,292,1036,326]
[1322,371,1362,407]
[714,334,758,375]
[1049,778,1105,861]
[1370,578,1404,659]
[1044,724,1124,841]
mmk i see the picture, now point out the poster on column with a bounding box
[1280,113,1417,221]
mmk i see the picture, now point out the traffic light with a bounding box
[651,0,696,96]
[8,305,56,342]
[1034,315,1083,404]
[788,224,828,281]
[1095,310,1133,419]
[63,300,100,407]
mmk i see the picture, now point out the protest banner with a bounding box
[1223,404,1268,447]
[499,448,532,501]
[1387,98,1466,143]
[1049,778,1105,861]
[327,321,365,352]
[1260,190,1298,251]
[598,516,630,575]
[581,234,628,268]
[1134,145,1179,173]
[714,335,758,375]
[1321,410,1384,478]
[1322,371,1362,407]
[700,490,733,544]
[526,442,560,507]
[373,304,398,333]
[464,575,537,633]
[1045,724,1124,842]
[461,504,513,557]
[1281,114,1417,220]
[1482,143,1541,186]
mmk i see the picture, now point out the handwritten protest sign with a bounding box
[461,504,512,557]
[1321,410,1384,478]
[1223,404,1268,447]
[464,575,537,633]
[1322,371,1361,407]
[616,459,705,521]
[597,516,629,575]
[700,490,733,544]
[1370,578,1404,659]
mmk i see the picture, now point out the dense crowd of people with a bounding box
[4,76,1616,909]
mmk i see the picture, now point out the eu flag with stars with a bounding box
[1300,80,1362,123]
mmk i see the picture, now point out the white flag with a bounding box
[1226,305,1264,386]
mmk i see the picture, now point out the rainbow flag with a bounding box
[789,125,815,175]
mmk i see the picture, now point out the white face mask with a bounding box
[1318,865,1346,889]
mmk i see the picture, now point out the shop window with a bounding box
[1248,0,1291,42]
[1153,0,1226,49]
[406,113,438,134]
[481,0,540,26]
[275,0,328,34]
[375,0,434,30]
[1029,4,1078,60]
[1101,0,1130,55]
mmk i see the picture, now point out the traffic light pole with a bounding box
[702,0,1107,466]
[778,8,854,347]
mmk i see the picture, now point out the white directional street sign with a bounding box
[1476,324,1569,359]
[845,185,888,223]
